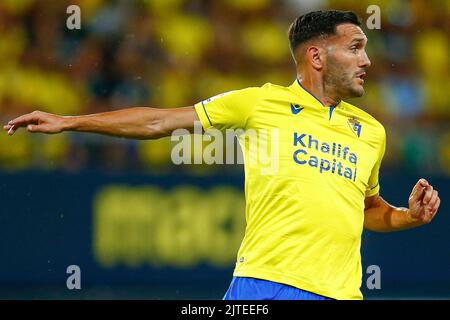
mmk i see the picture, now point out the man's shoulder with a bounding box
[199,82,291,108]
[254,82,299,101]
[220,82,295,103]
[260,82,292,92]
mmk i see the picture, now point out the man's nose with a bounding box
[360,52,371,68]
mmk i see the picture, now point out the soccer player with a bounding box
[3,10,441,300]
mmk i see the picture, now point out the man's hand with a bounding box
[3,110,66,135]
[407,178,441,224]
[364,178,441,232]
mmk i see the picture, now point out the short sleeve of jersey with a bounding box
[365,127,386,197]
[194,87,261,131]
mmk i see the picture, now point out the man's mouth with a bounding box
[355,72,366,84]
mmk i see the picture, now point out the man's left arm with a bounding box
[364,178,441,232]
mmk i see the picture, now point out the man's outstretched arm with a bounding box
[3,106,199,139]
[364,178,441,232]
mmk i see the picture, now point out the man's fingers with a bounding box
[426,190,438,209]
[4,124,16,135]
[409,179,428,203]
[422,185,434,205]
[8,113,40,127]
[27,124,39,132]
[414,178,429,189]
[3,124,22,135]
[410,187,425,203]
[4,112,45,135]
[427,191,439,214]
[3,124,13,134]
[431,197,441,214]
[4,118,57,135]
[4,123,45,135]
[27,123,55,134]
[419,179,429,187]
[424,195,440,223]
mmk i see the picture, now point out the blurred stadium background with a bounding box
[0,0,449,299]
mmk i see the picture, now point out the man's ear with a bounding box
[305,45,325,70]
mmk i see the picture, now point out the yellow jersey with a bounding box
[194,79,386,300]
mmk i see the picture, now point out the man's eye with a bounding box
[350,47,357,53]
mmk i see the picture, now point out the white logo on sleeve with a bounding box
[203,91,235,105]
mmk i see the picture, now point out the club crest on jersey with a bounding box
[348,118,362,137]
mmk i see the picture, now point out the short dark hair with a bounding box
[288,10,361,57]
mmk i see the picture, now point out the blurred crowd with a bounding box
[0,0,448,175]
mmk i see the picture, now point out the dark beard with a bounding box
[324,56,364,99]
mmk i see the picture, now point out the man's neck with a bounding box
[298,74,341,108]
